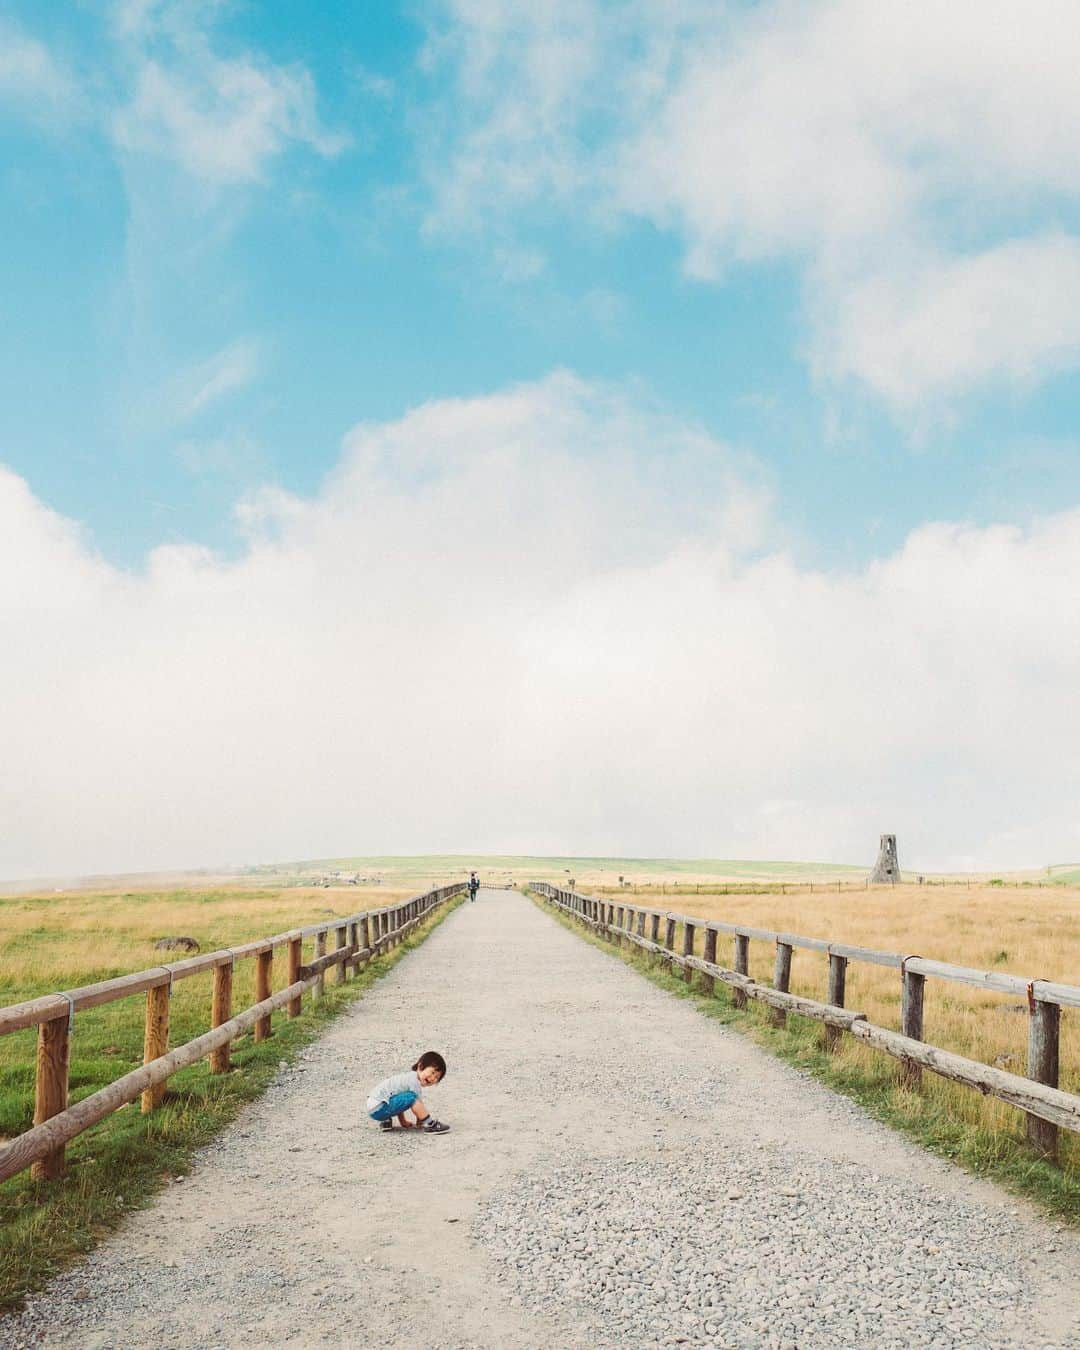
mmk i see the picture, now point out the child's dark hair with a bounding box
[412,1050,447,1078]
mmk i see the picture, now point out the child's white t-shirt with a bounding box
[366,1069,421,1112]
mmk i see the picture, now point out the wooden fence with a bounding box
[531,882,1080,1162]
[0,883,465,1186]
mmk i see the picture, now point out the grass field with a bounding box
[0,882,456,1309]
[252,854,870,885]
[554,882,1080,1214]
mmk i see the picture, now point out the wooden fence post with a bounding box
[255,949,273,1042]
[682,922,695,986]
[702,928,717,996]
[360,916,371,964]
[348,923,358,979]
[637,910,646,939]
[1027,998,1060,1160]
[210,959,234,1074]
[141,983,171,1111]
[287,937,302,1017]
[900,962,925,1090]
[664,917,677,971]
[314,930,327,999]
[31,1012,71,1180]
[650,913,660,945]
[733,934,749,1009]
[825,953,847,1051]
[334,925,348,985]
[771,942,792,1027]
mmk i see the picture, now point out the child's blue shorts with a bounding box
[369,1091,418,1121]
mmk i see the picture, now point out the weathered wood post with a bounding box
[360,915,371,964]
[900,960,925,1090]
[702,928,717,997]
[210,959,234,1073]
[682,922,695,986]
[141,982,171,1111]
[32,1012,71,1180]
[255,949,273,1041]
[650,913,660,945]
[664,916,677,971]
[771,942,792,1027]
[334,924,348,985]
[825,952,847,1051]
[348,922,359,979]
[287,936,303,1017]
[314,930,327,998]
[616,906,625,947]
[1027,998,1060,1160]
[733,934,749,1009]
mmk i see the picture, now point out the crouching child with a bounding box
[367,1050,450,1134]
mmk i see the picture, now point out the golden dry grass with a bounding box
[0,884,412,994]
[607,883,1078,1172]
[0,884,415,1141]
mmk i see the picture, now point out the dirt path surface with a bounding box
[4,890,1078,1349]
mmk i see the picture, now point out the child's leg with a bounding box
[373,1090,417,1128]
[409,1099,431,1124]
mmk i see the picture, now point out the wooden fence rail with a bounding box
[0,883,466,1186]
[530,882,1080,1162]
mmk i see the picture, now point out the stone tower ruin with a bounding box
[869,834,901,884]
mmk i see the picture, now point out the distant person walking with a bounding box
[468,872,479,902]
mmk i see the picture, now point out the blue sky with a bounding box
[3,0,1080,876]
[4,0,1078,570]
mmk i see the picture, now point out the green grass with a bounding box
[0,895,464,1311]
[530,891,1080,1227]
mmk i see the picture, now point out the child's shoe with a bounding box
[421,1118,450,1134]
[378,1118,393,1132]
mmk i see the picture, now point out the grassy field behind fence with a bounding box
[586,882,1079,1188]
[0,883,443,1309]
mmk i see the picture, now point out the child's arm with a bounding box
[396,1112,414,1128]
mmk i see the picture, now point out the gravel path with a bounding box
[3,889,1078,1349]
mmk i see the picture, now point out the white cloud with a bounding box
[2,373,1078,879]
[813,233,1080,410]
[180,339,261,417]
[0,19,79,114]
[112,3,347,183]
[423,0,1080,414]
